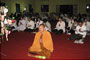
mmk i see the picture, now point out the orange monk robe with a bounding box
[29,31,54,52]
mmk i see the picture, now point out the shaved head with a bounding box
[39,24,45,32]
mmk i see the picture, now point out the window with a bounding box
[16,4,20,13]
[0,2,5,6]
[29,4,33,13]
[60,5,73,14]
[41,5,49,12]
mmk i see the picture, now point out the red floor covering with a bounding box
[0,32,90,60]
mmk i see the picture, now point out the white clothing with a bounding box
[16,19,26,31]
[83,21,90,31]
[26,20,35,29]
[36,20,43,28]
[75,25,87,38]
[44,21,51,32]
[55,21,65,32]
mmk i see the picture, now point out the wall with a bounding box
[1,0,90,15]
[1,0,33,15]
[33,0,90,14]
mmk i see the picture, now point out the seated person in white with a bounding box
[44,20,51,32]
[68,22,87,44]
[36,17,43,31]
[25,17,35,32]
[16,17,26,31]
[83,19,90,32]
[23,15,28,24]
[67,17,75,34]
[53,17,65,35]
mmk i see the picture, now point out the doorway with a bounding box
[60,5,73,14]
[16,4,20,13]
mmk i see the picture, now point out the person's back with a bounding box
[45,21,51,32]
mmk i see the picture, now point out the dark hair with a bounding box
[37,17,41,20]
[78,21,83,24]
[28,17,32,20]
[58,17,63,20]
[39,24,45,27]
[43,19,47,23]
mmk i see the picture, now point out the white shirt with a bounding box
[17,19,26,31]
[75,25,87,38]
[44,21,51,32]
[26,20,35,29]
[36,20,43,28]
[42,16,48,20]
[64,17,69,23]
[83,21,90,31]
[55,21,65,32]
[18,19,26,26]
[24,17,28,23]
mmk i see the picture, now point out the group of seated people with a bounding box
[10,16,51,32]
[9,13,90,44]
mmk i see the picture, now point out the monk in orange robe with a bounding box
[28,24,54,59]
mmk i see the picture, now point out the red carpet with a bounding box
[0,32,90,60]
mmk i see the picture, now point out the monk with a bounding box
[28,24,54,59]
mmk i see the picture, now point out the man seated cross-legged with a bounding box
[28,24,54,59]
